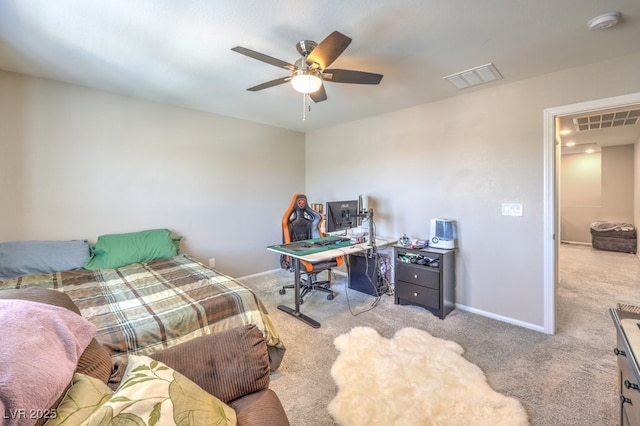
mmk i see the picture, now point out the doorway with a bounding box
[543,92,640,334]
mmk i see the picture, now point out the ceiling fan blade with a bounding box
[323,69,383,85]
[231,46,297,71]
[306,31,352,70]
[310,85,327,103]
[247,76,291,91]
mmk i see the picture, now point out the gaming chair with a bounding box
[279,193,344,303]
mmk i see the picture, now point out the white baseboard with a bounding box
[455,303,547,334]
[560,240,591,246]
[240,268,348,281]
[242,270,548,334]
[237,269,282,281]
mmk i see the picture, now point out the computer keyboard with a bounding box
[313,239,336,246]
[314,237,351,246]
[333,237,352,243]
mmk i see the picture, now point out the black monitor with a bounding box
[325,199,360,233]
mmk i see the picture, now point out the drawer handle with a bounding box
[621,395,633,405]
[625,380,640,391]
[413,292,419,297]
[614,348,627,357]
[414,274,419,279]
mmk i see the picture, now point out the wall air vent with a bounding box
[443,63,502,89]
[573,109,640,131]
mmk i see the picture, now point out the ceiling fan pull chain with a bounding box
[302,93,307,121]
[302,93,312,121]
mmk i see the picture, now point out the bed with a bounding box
[0,230,286,387]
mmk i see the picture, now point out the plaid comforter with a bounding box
[0,254,285,374]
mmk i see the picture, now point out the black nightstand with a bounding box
[394,246,455,319]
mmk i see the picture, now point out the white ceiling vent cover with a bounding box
[573,109,640,131]
[443,63,503,89]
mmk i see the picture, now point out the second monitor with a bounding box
[325,199,360,233]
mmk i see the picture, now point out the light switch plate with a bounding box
[502,203,523,216]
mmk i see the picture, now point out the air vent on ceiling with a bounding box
[443,63,502,89]
[573,109,640,131]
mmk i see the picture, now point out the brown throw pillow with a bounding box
[150,324,270,403]
[0,287,112,384]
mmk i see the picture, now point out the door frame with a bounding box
[543,91,640,334]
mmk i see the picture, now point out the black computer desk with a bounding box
[267,236,395,328]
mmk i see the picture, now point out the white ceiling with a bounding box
[1,0,640,134]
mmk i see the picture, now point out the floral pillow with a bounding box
[47,355,236,426]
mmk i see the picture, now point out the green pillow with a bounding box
[83,229,180,270]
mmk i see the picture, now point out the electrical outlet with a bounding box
[208,258,216,268]
[502,203,523,216]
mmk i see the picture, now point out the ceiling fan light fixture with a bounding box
[291,69,323,94]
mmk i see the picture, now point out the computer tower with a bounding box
[348,253,384,296]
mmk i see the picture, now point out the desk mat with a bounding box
[268,237,352,256]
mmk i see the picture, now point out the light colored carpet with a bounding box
[328,326,529,426]
[241,244,640,425]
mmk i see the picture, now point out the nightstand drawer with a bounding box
[393,246,455,320]
[396,264,439,290]
[395,281,440,310]
[621,376,640,426]
[617,334,640,426]
[612,309,640,426]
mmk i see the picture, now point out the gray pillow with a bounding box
[0,240,90,281]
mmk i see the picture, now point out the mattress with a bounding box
[0,254,286,384]
[590,222,637,239]
[590,222,637,254]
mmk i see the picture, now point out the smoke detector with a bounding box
[588,12,621,31]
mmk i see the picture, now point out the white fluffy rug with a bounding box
[328,327,529,426]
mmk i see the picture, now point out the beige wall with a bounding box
[636,137,640,257]
[305,51,640,329]
[2,49,640,330]
[560,153,602,243]
[561,145,634,243]
[0,70,306,277]
[602,144,636,222]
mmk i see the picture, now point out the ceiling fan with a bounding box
[231,31,383,103]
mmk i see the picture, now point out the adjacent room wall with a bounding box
[636,137,640,257]
[0,69,305,277]
[561,145,634,243]
[560,152,602,243]
[601,144,636,225]
[305,51,640,330]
